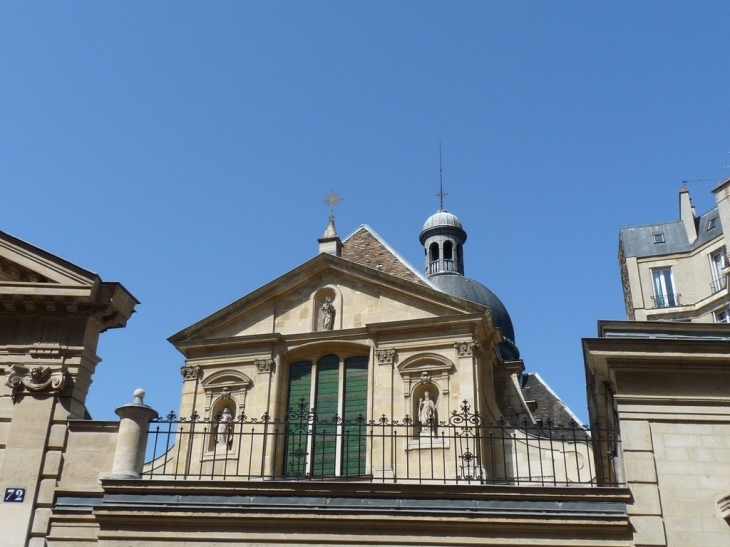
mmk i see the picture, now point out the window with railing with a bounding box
[651,268,679,308]
[710,248,728,294]
[143,400,622,487]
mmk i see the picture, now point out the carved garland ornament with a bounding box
[5,365,66,401]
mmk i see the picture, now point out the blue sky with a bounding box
[2,2,729,422]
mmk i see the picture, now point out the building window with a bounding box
[651,268,678,308]
[653,233,665,244]
[285,354,368,478]
[715,308,730,323]
[708,217,717,231]
[710,248,727,293]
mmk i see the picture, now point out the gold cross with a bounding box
[323,190,343,220]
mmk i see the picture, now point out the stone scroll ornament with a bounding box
[5,364,66,401]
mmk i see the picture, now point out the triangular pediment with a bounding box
[170,253,486,345]
[0,231,138,325]
[0,231,98,287]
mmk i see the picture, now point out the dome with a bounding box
[422,210,463,232]
[419,210,467,246]
[429,274,515,344]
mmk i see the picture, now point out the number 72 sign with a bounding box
[4,488,25,502]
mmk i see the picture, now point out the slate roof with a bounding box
[520,372,583,427]
[341,225,432,287]
[620,206,722,259]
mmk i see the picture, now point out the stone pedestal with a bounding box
[109,389,158,479]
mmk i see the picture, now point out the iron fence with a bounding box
[143,400,621,487]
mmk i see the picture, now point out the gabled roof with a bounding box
[168,251,488,345]
[342,224,433,288]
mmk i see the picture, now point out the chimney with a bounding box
[318,219,342,256]
[712,177,730,246]
[679,186,697,244]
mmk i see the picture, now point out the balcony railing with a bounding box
[651,293,681,308]
[711,276,728,294]
[427,259,456,275]
[143,400,621,487]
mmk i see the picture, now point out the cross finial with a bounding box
[323,190,343,221]
[435,142,447,210]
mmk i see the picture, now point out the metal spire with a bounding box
[435,142,447,210]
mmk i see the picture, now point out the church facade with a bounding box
[3,201,730,546]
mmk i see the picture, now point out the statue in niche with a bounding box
[321,297,335,330]
[418,391,437,436]
[216,408,234,449]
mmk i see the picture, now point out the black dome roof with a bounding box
[429,274,515,344]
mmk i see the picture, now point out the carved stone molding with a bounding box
[455,341,481,358]
[5,364,66,401]
[180,365,202,381]
[254,359,274,374]
[95,306,127,331]
[375,348,396,366]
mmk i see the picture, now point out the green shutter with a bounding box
[284,361,312,478]
[342,356,368,476]
[311,354,340,477]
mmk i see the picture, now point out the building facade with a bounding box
[584,320,730,546]
[619,180,730,322]
[1,211,633,546]
[7,199,730,546]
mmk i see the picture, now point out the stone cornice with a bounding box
[608,359,730,371]
[173,333,284,356]
[99,478,631,504]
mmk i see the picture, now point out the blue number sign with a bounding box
[4,488,25,502]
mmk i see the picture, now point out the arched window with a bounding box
[443,241,453,271]
[429,242,440,261]
[285,354,368,478]
[428,242,440,274]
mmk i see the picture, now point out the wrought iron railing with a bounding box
[143,400,621,487]
[651,293,681,308]
[711,276,728,294]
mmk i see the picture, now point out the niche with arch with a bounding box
[413,382,440,437]
[397,353,455,440]
[312,286,340,332]
[209,397,237,452]
[201,369,253,453]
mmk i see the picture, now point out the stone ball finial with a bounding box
[133,388,146,404]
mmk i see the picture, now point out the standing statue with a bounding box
[321,297,335,330]
[216,408,234,448]
[418,391,437,436]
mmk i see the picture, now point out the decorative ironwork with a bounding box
[711,277,728,294]
[651,293,681,308]
[143,399,621,488]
